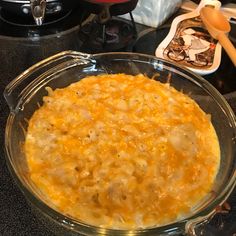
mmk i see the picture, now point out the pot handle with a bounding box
[4,50,92,111]
[30,0,46,26]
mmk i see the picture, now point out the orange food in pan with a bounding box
[25,74,220,229]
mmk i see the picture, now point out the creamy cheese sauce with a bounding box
[25,74,220,229]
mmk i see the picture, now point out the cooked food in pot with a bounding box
[24,73,220,229]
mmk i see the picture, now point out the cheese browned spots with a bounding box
[25,74,220,229]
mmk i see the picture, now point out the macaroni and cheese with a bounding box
[25,74,220,229]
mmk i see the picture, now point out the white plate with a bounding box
[155,0,222,75]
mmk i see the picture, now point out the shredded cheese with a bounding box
[25,74,220,229]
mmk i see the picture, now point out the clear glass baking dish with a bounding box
[4,51,236,235]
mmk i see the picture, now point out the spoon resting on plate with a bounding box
[200,6,236,67]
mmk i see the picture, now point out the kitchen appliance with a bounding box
[4,51,236,235]
[0,7,90,85]
[0,2,236,235]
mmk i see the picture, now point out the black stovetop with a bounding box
[0,7,236,236]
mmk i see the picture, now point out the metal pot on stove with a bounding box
[0,0,79,25]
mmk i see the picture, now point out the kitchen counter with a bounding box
[0,9,236,236]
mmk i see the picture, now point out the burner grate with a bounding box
[79,16,137,53]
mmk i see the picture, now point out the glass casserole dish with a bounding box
[4,51,236,235]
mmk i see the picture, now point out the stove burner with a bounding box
[0,6,89,38]
[0,8,71,27]
[79,17,136,53]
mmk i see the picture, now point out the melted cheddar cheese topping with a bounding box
[25,74,220,229]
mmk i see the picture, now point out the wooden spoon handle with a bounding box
[218,33,236,67]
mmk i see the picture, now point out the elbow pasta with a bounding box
[25,74,220,229]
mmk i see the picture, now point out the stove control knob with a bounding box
[21,4,31,15]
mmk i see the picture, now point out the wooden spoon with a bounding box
[200,6,236,66]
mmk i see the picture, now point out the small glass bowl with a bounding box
[4,51,236,235]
